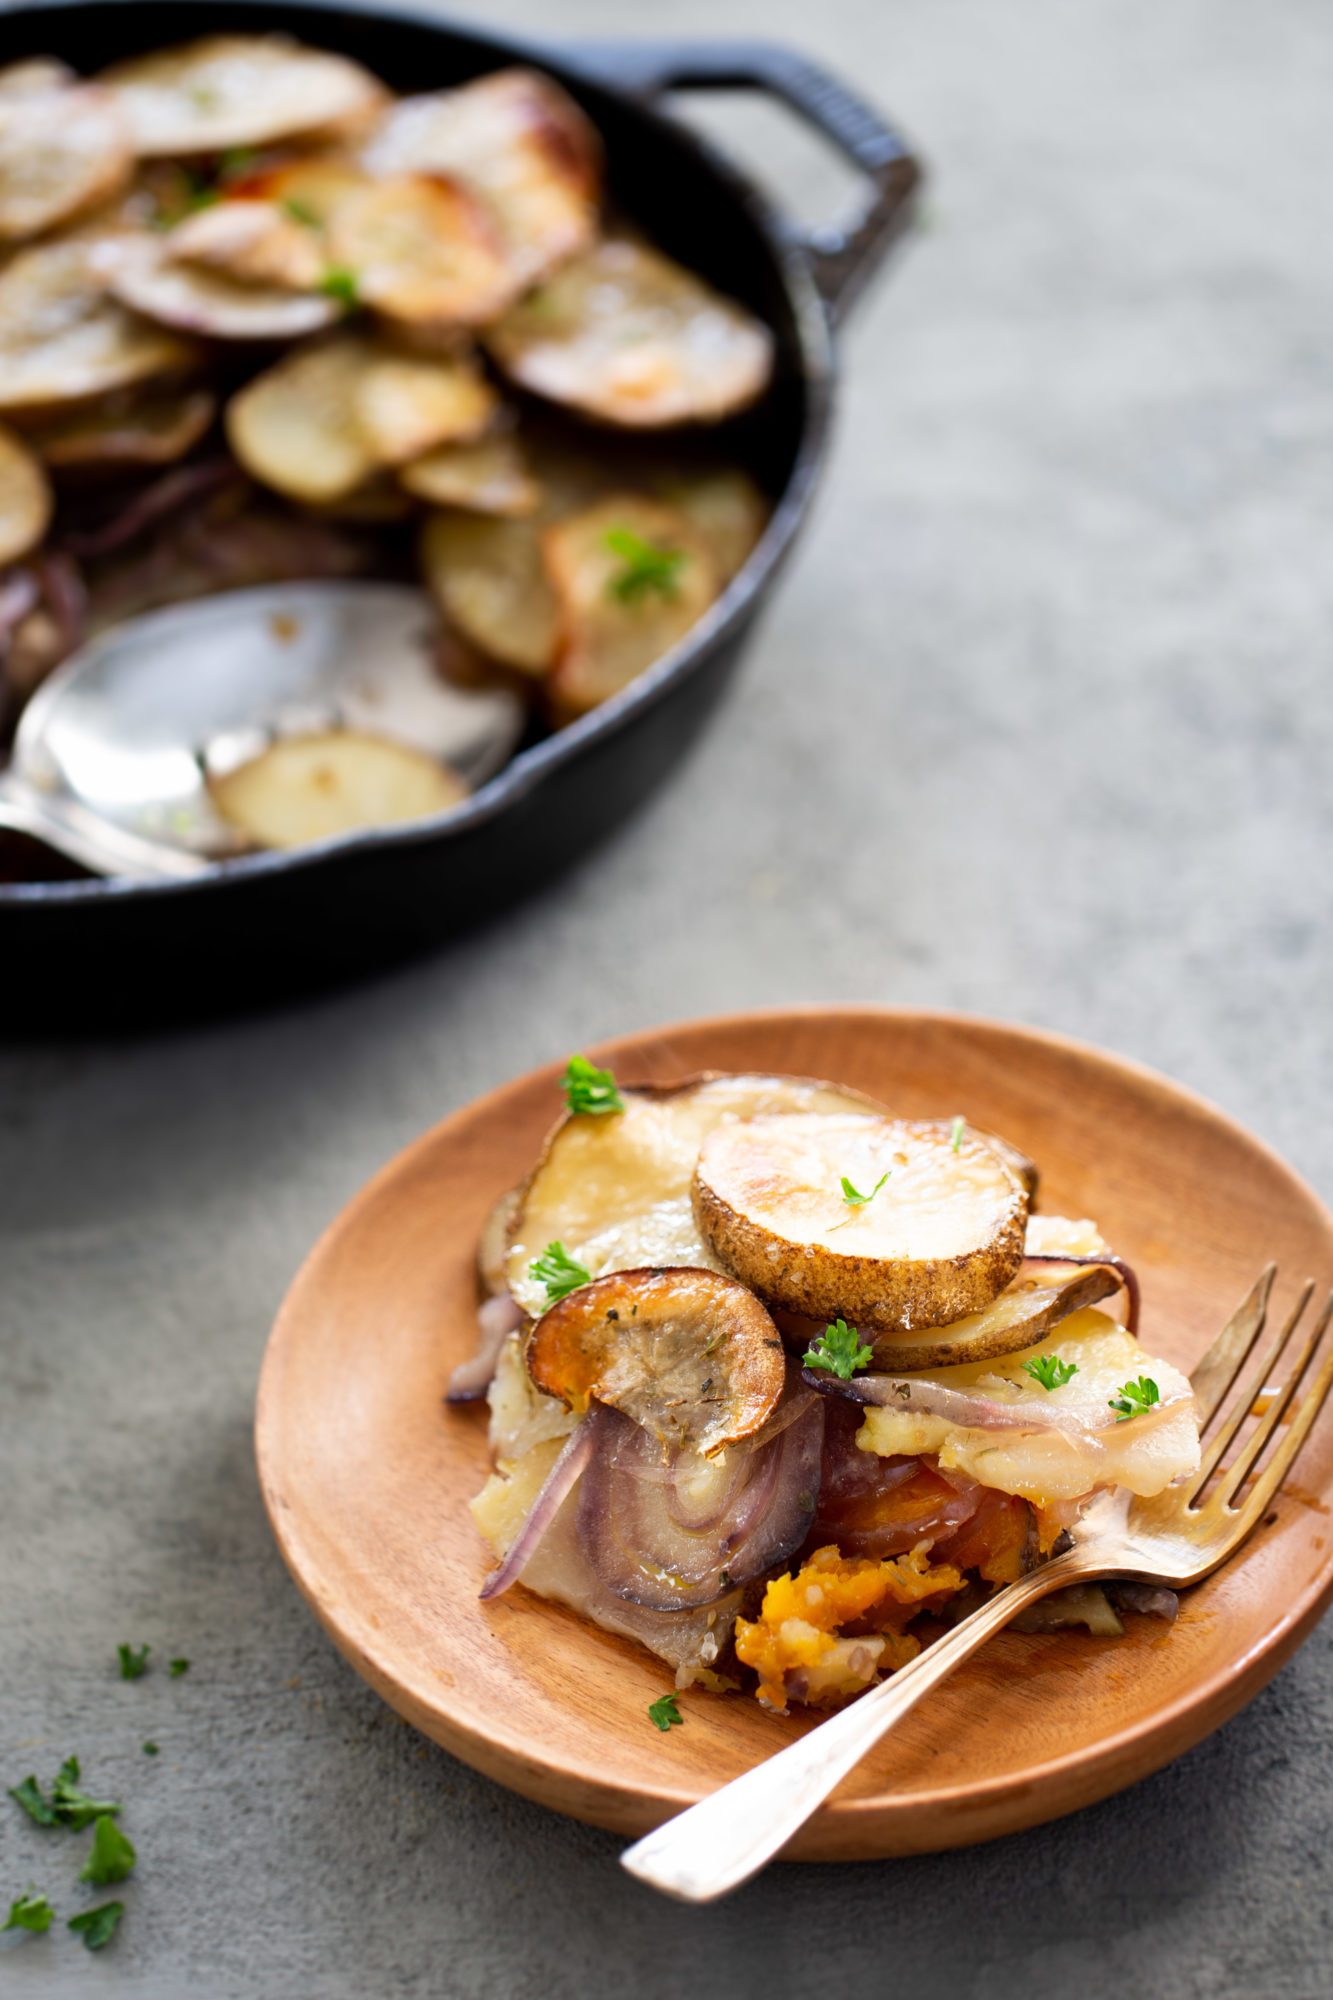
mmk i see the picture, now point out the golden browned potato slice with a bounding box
[361,68,600,287]
[209,730,467,849]
[353,351,497,466]
[26,383,216,470]
[325,174,519,330]
[165,198,327,291]
[400,434,540,516]
[527,1267,786,1457]
[226,337,375,502]
[235,154,370,228]
[0,422,53,563]
[420,510,559,674]
[505,1072,886,1319]
[655,467,768,582]
[99,35,385,158]
[0,239,197,414]
[0,58,75,97]
[486,237,774,428]
[544,493,719,719]
[0,82,133,244]
[694,1114,1029,1335]
[110,234,342,341]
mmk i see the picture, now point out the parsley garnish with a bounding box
[8,1757,120,1831]
[118,1643,150,1680]
[1023,1354,1079,1391]
[3,1888,54,1934]
[282,195,320,227]
[530,1241,590,1303]
[561,1054,624,1115]
[950,1116,965,1152]
[604,528,684,604]
[68,1902,124,1951]
[79,1817,135,1888]
[319,265,359,305]
[169,1658,190,1679]
[648,1693,682,1732]
[218,146,257,183]
[1109,1376,1160,1422]
[142,1742,159,1756]
[840,1170,889,1207]
[803,1318,874,1380]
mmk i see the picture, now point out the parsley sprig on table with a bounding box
[840,1170,889,1207]
[68,1902,124,1951]
[1109,1376,1160,1421]
[648,1694,683,1732]
[803,1319,874,1380]
[118,1643,150,1680]
[79,1817,136,1889]
[604,528,685,604]
[3,1888,54,1934]
[8,1757,121,1831]
[530,1241,591,1303]
[1023,1354,1079,1391]
[561,1054,624,1115]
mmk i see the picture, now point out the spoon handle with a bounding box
[620,1551,1087,1902]
[0,774,208,880]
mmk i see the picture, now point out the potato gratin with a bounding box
[457,1060,1201,1714]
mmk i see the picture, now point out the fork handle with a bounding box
[621,1550,1087,1901]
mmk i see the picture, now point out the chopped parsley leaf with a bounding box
[530,1241,591,1303]
[142,1742,159,1756]
[118,1643,150,1680]
[803,1318,874,1380]
[1023,1354,1079,1391]
[604,528,684,604]
[950,1116,965,1153]
[8,1758,120,1831]
[3,1888,54,1934]
[319,265,359,305]
[1109,1376,1160,1421]
[561,1054,623,1115]
[78,1817,135,1889]
[8,1775,58,1827]
[281,195,320,227]
[840,1170,889,1207]
[169,1658,190,1679]
[648,1693,682,1732]
[68,1902,124,1951]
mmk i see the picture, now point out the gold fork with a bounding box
[621,1266,1333,1902]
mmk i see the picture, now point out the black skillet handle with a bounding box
[561,39,923,327]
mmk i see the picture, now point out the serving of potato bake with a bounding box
[460,1056,1202,1713]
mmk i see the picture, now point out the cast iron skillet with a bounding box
[0,0,920,1028]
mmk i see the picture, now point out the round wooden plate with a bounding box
[255,1009,1333,1858]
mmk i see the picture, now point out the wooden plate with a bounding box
[255,1009,1333,1858]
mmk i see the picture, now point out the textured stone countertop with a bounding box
[3,1,1333,1994]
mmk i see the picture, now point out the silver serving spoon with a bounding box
[0,582,526,880]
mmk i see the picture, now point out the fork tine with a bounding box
[1234,1291,1333,1523]
[1190,1265,1276,1424]
[1190,1279,1314,1496]
[1217,1287,1333,1508]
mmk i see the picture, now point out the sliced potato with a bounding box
[0,238,196,414]
[99,35,385,158]
[655,467,768,582]
[420,510,558,673]
[0,421,53,563]
[0,58,75,98]
[486,236,774,428]
[807,1260,1123,1373]
[362,68,600,287]
[353,351,496,466]
[325,174,519,329]
[694,1114,1029,1335]
[165,198,327,291]
[234,153,370,228]
[227,336,373,501]
[400,433,539,516]
[527,1268,786,1457]
[26,383,216,470]
[209,729,467,849]
[0,82,133,244]
[505,1072,886,1319]
[544,493,719,719]
[110,234,341,341]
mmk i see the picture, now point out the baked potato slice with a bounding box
[399,433,540,516]
[361,68,600,287]
[99,35,385,158]
[111,234,342,341]
[234,154,370,227]
[527,1267,786,1458]
[0,238,197,414]
[544,493,720,719]
[654,467,768,582]
[485,236,774,428]
[25,384,216,471]
[0,59,75,97]
[0,81,132,244]
[209,730,467,849]
[420,510,559,674]
[505,1071,887,1319]
[0,422,53,564]
[694,1114,1029,1334]
[164,198,328,291]
[325,174,520,330]
[352,351,497,466]
[226,337,376,502]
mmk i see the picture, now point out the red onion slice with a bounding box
[478,1413,596,1601]
[446,1291,525,1404]
[805,1366,1185,1437]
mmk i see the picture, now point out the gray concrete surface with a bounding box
[4,0,1333,1993]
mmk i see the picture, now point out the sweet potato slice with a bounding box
[99,35,385,158]
[0,239,197,414]
[694,1114,1029,1334]
[420,511,559,674]
[361,68,600,287]
[544,493,719,719]
[209,730,467,850]
[0,81,132,244]
[325,175,519,329]
[0,422,53,563]
[26,384,216,471]
[486,236,774,428]
[527,1267,786,1457]
[400,434,540,516]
